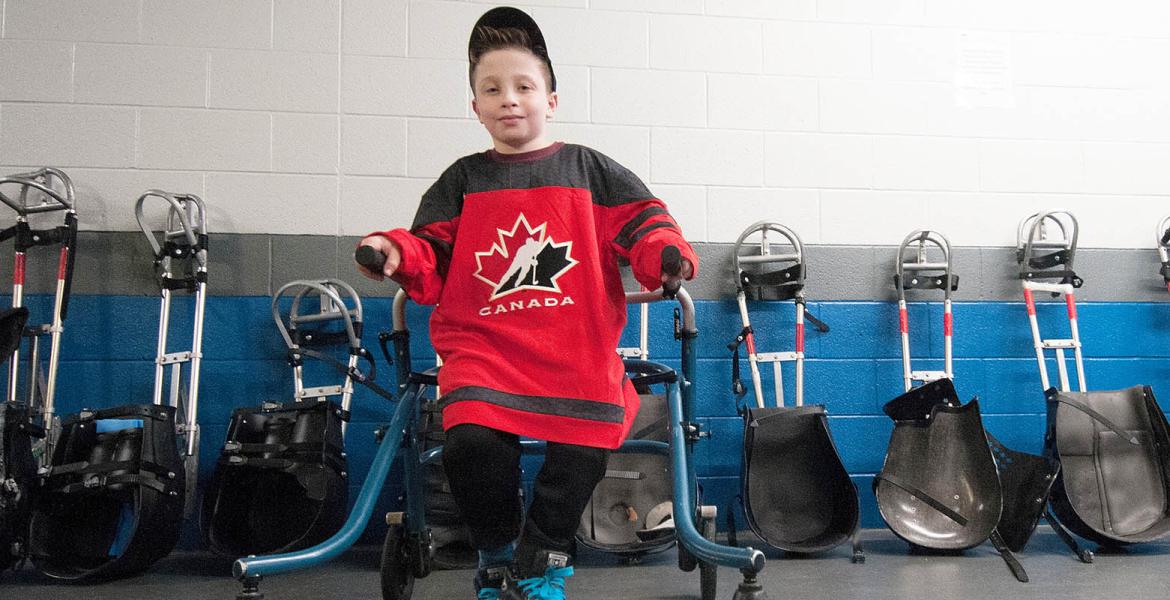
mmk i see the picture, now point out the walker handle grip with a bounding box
[355,245,386,272]
[661,245,682,299]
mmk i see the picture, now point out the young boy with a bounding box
[356,7,697,599]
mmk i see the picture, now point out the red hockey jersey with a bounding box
[377,142,697,449]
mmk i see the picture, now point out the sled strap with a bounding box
[294,346,397,402]
[727,326,751,404]
[1044,506,1094,563]
[804,309,830,334]
[873,473,968,526]
[223,441,336,455]
[54,472,171,495]
[1049,394,1141,445]
[988,530,1029,583]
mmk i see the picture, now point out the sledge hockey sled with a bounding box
[876,231,1030,581]
[577,290,675,557]
[1019,212,1170,549]
[202,279,364,557]
[28,190,207,581]
[726,222,860,561]
[875,380,1026,581]
[0,168,77,574]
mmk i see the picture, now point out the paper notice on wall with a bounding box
[954,31,1015,109]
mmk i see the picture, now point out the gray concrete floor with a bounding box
[3,528,1170,600]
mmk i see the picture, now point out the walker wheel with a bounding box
[380,525,416,600]
[698,517,718,600]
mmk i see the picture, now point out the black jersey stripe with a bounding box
[439,385,625,424]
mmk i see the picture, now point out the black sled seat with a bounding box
[742,404,858,553]
[875,379,1001,551]
[202,400,348,556]
[1047,386,1170,546]
[29,404,184,580]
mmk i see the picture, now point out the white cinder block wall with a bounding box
[1,0,1168,246]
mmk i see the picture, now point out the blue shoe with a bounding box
[476,565,506,600]
[501,550,574,600]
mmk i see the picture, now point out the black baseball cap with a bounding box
[468,6,556,92]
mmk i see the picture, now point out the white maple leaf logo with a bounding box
[473,213,579,301]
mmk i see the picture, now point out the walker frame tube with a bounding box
[135,191,208,461]
[234,287,765,590]
[1017,211,1085,393]
[733,221,806,408]
[0,168,76,466]
[894,230,955,392]
[271,279,364,437]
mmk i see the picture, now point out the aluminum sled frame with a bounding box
[233,287,770,600]
[136,191,209,514]
[0,168,78,467]
[1017,210,1086,394]
[894,230,956,391]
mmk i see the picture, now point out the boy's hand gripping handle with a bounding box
[661,245,683,299]
[355,245,387,272]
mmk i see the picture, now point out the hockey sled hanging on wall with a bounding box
[0,168,77,574]
[29,190,208,581]
[726,222,860,560]
[1018,211,1170,549]
[202,279,365,557]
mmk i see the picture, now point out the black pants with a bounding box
[443,423,609,559]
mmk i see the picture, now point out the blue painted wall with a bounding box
[8,294,1170,549]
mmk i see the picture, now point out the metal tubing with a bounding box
[187,281,206,456]
[894,230,954,390]
[667,377,765,573]
[233,381,422,580]
[1017,212,1085,394]
[153,290,173,406]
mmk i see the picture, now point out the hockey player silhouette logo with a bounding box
[474,213,579,301]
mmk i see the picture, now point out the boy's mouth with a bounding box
[499,115,524,123]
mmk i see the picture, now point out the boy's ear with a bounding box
[546,91,558,119]
[472,97,482,123]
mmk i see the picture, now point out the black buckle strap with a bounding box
[1161,262,1170,283]
[1045,506,1094,563]
[728,326,751,408]
[988,529,1029,583]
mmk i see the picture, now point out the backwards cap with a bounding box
[468,6,556,92]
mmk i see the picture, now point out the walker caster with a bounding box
[237,576,264,600]
[731,570,769,600]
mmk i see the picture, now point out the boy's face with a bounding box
[472,48,558,154]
